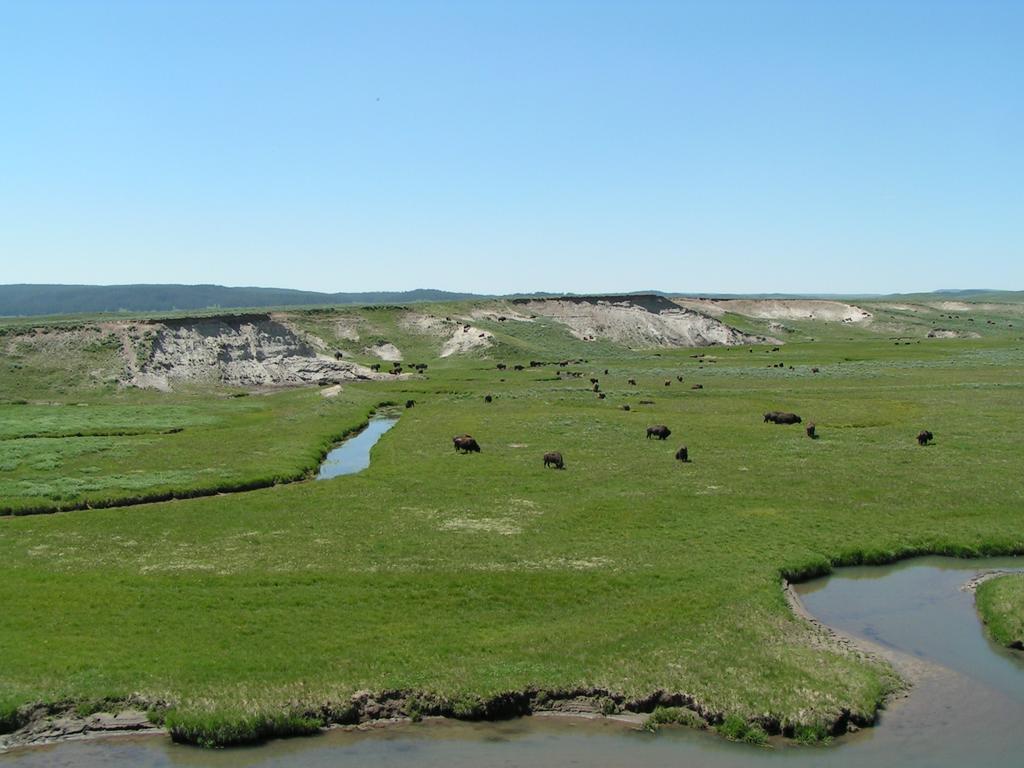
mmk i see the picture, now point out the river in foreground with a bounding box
[3,556,1022,767]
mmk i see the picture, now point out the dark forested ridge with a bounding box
[0,284,487,316]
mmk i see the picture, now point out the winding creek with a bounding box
[3,560,1023,766]
[316,416,398,480]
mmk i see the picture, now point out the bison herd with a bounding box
[443,361,936,473]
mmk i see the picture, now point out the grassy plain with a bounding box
[976,574,1024,649]
[1,300,1023,746]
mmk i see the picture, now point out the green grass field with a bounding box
[1,300,1023,746]
[976,575,1024,649]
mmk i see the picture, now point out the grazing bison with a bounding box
[405,399,416,409]
[664,380,671,387]
[590,378,599,384]
[496,363,507,370]
[484,395,492,403]
[647,425,671,440]
[604,369,609,375]
[453,435,481,453]
[677,375,684,382]
[543,451,564,469]
[514,364,525,371]
[628,378,637,386]
[620,404,631,411]
[690,383,703,390]
[370,363,381,372]
[638,399,654,405]
[917,430,934,446]
[806,423,816,439]
[597,392,606,399]
[764,411,801,424]
[675,446,689,462]
[811,367,820,373]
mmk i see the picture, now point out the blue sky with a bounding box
[1,0,1020,294]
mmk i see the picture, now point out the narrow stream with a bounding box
[4,556,1022,767]
[316,417,398,480]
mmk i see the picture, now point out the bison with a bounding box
[806,423,816,439]
[664,380,671,387]
[484,395,493,403]
[690,383,703,390]
[543,451,564,469]
[647,425,671,440]
[917,430,933,446]
[496,363,507,370]
[453,435,481,453]
[405,399,415,409]
[675,446,689,462]
[514,364,525,371]
[628,378,637,386]
[597,392,606,399]
[764,411,801,424]
[620,404,631,411]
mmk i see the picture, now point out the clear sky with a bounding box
[1,0,1020,295]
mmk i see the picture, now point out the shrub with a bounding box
[716,714,768,745]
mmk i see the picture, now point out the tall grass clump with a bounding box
[163,709,324,748]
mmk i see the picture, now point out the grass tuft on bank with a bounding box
[976,574,1024,650]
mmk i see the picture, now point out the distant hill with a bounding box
[0,284,487,317]
[1,284,1021,318]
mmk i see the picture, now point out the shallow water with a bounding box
[4,556,1023,767]
[315,417,397,479]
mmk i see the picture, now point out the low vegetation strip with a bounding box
[976,574,1024,650]
[1,300,1023,749]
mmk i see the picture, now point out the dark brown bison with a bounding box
[370,363,381,371]
[513,364,525,371]
[453,435,481,453]
[675,446,689,462]
[628,378,637,386]
[496,363,507,370]
[620,404,631,411]
[597,392,606,399]
[405,399,415,409]
[676,375,684,382]
[543,451,564,469]
[806,423,816,439]
[764,411,801,424]
[593,383,600,392]
[811,367,820,373]
[484,395,492,403]
[690,383,703,390]
[664,380,671,387]
[917,430,933,446]
[590,378,599,384]
[647,425,671,440]
[639,399,654,405]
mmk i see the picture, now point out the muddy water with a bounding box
[4,556,1023,767]
[316,417,397,479]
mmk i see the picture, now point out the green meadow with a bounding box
[1,300,1023,746]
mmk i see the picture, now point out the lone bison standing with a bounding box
[453,435,481,453]
[543,451,564,469]
[675,446,689,462]
[647,425,671,440]
[806,423,816,439]
[764,411,802,425]
[917,430,934,446]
